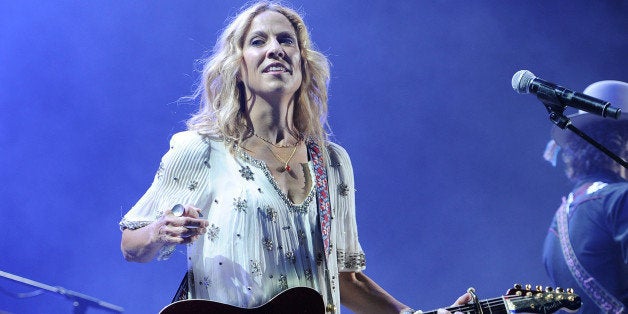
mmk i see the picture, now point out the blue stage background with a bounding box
[1,1,626,313]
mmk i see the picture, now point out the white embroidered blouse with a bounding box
[119,131,366,312]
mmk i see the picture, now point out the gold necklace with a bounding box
[266,143,299,172]
[254,133,301,148]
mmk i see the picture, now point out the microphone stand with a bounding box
[0,270,124,314]
[543,102,628,169]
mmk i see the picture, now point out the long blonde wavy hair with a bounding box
[186,1,331,146]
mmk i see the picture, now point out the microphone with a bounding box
[511,70,621,119]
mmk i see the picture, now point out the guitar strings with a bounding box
[443,294,559,313]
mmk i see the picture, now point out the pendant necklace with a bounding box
[266,144,299,172]
[253,133,301,172]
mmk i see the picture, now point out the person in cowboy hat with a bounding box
[541,80,628,313]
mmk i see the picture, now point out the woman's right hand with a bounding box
[121,204,209,262]
[151,204,209,245]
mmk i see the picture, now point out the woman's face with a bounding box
[239,10,302,101]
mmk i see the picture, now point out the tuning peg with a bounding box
[567,288,574,294]
[545,286,553,292]
[525,284,532,290]
[556,287,564,293]
[513,283,522,289]
[535,285,543,292]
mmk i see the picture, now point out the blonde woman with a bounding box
[120,2,468,313]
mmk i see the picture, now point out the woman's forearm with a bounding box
[121,224,164,263]
[339,271,408,314]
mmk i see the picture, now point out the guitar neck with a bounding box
[422,297,506,314]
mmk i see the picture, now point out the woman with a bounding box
[120,2,467,313]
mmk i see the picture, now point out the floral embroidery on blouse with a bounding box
[239,165,254,181]
[233,197,247,213]
[260,205,277,222]
[250,260,262,277]
[200,276,212,289]
[338,182,349,196]
[262,237,273,251]
[206,224,220,242]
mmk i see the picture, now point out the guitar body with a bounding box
[159,287,325,314]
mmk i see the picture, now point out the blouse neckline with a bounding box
[234,143,316,210]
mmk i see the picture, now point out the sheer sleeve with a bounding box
[118,131,214,258]
[326,142,366,272]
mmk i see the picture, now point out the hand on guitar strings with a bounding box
[435,291,473,314]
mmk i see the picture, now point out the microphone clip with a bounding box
[542,99,627,169]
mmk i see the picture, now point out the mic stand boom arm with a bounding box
[0,270,124,314]
[542,101,628,169]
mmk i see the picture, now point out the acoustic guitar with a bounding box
[159,284,581,314]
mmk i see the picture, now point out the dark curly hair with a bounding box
[561,121,628,181]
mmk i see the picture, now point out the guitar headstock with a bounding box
[503,284,581,313]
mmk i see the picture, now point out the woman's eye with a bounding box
[281,37,295,45]
[250,38,264,46]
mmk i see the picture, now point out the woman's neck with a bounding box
[246,95,299,145]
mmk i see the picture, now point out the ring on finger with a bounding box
[172,204,185,217]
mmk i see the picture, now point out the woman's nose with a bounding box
[267,40,285,59]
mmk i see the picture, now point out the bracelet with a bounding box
[400,308,422,314]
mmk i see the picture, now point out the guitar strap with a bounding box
[307,140,336,313]
[172,271,189,302]
[555,182,624,314]
[308,140,332,257]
